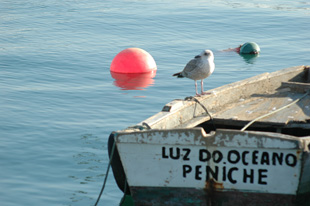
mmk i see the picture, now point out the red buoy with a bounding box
[110,48,157,73]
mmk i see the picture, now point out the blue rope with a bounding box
[94,139,116,206]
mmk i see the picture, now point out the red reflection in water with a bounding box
[110,71,156,90]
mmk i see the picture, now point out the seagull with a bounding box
[173,49,215,96]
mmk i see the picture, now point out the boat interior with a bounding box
[196,66,310,137]
[197,119,310,137]
[139,66,310,138]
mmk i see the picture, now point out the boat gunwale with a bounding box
[114,128,309,150]
[134,65,310,131]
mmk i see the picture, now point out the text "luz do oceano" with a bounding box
[162,147,298,185]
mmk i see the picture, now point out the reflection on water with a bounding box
[110,71,156,90]
[240,54,259,64]
[70,133,105,204]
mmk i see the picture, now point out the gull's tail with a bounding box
[173,72,184,78]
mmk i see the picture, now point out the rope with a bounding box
[94,138,116,206]
[241,90,310,131]
[95,123,148,205]
[185,96,216,130]
[127,122,151,131]
[142,122,151,129]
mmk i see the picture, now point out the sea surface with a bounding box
[0,0,309,205]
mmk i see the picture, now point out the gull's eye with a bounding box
[204,52,208,55]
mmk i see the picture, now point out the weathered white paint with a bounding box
[116,128,208,146]
[116,129,302,149]
[213,132,301,149]
[116,129,304,195]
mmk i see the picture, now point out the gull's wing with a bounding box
[182,58,199,76]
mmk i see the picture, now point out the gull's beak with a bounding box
[195,55,201,58]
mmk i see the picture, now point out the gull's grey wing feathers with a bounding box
[182,59,200,76]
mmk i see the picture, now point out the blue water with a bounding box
[0,0,309,205]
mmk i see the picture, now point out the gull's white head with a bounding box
[195,49,214,60]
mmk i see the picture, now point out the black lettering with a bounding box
[170,147,180,160]
[228,150,240,164]
[199,149,211,162]
[258,169,268,185]
[182,148,191,161]
[285,154,297,167]
[212,150,223,163]
[183,165,192,178]
[272,152,283,165]
[243,169,254,184]
[261,152,270,165]
[252,150,259,165]
[222,166,227,181]
[162,147,168,159]
[242,151,249,165]
[228,167,238,184]
[195,165,202,180]
[206,166,218,181]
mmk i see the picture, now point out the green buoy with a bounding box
[240,42,260,54]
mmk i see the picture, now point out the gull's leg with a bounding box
[195,81,200,96]
[201,80,211,95]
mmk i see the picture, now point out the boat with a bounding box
[108,65,310,206]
